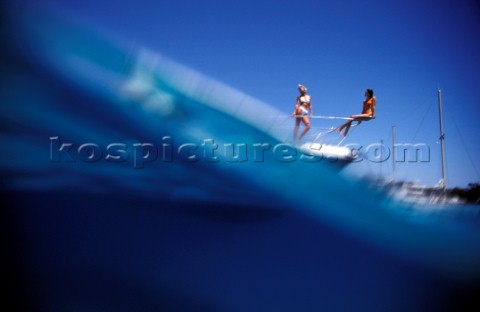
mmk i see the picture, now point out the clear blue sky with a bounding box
[18,0,480,188]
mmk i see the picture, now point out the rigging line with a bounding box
[276,126,333,130]
[282,131,293,143]
[312,115,354,120]
[265,113,288,133]
[443,102,480,181]
[336,121,362,146]
[312,127,338,143]
[337,135,348,146]
[277,115,292,126]
[289,115,354,120]
[410,97,435,142]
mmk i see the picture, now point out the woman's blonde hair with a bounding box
[298,84,307,92]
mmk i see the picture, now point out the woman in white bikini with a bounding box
[292,84,313,143]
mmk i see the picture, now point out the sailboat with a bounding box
[384,90,465,205]
[290,115,358,166]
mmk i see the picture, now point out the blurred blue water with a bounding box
[2,6,480,312]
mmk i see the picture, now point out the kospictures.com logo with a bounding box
[49,136,430,169]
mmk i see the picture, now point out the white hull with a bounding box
[300,142,357,165]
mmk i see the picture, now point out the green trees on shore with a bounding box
[450,183,480,204]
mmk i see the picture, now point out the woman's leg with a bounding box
[337,120,352,135]
[341,122,352,137]
[298,116,311,142]
[293,115,301,142]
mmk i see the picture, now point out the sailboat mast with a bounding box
[391,125,396,181]
[437,89,447,195]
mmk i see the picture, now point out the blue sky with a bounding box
[17,0,480,188]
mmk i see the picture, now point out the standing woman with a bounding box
[292,84,313,143]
